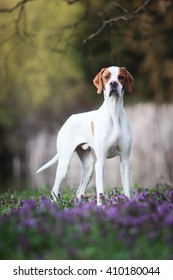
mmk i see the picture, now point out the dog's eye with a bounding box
[118,75,125,81]
[105,75,110,80]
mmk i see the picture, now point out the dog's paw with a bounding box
[50,191,57,203]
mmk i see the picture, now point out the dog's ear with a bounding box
[120,67,134,93]
[93,68,106,94]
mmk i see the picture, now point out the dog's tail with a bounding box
[36,154,58,174]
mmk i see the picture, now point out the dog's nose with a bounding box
[110,81,118,88]
[109,81,119,97]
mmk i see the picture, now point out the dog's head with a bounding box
[93,66,134,97]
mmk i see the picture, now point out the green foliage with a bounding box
[0,0,84,128]
[0,188,48,214]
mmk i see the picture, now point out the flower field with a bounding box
[0,187,173,260]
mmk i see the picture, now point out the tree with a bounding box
[0,0,86,186]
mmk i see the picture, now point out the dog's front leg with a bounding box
[95,158,105,205]
[120,156,131,199]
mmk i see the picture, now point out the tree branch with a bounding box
[0,0,37,47]
[83,0,153,43]
[15,2,25,38]
[65,0,82,4]
[48,0,90,52]
[0,0,36,13]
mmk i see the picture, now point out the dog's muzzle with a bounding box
[109,81,119,97]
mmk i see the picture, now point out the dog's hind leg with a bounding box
[51,152,73,200]
[76,146,94,199]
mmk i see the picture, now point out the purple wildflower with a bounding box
[22,218,37,228]
[1,188,173,259]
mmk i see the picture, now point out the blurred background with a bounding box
[0,0,173,192]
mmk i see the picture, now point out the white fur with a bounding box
[37,66,132,204]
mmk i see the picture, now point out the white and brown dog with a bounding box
[37,66,134,204]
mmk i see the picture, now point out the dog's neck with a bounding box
[103,92,124,125]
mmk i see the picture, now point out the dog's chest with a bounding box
[106,129,122,158]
